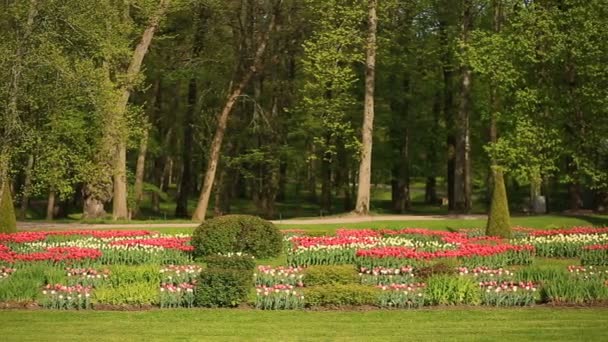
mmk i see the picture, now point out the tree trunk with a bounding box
[425,90,441,205]
[454,0,473,213]
[425,177,437,204]
[175,79,196,218]
[19,154,34,219]
[320,150,332,214]
[307,143,317,202]
[82,188,106,219]
[112,0,170,220]
[487,0,501,206]
[131,78,161,218]
[46,190,56,220]
[130,130,148,218]
[191,4,279,221]
[354,0,378,216]
[439,14,456,211]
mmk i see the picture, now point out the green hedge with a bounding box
[304,284,378,307]
[195,268,253,307]
[303,265,359,286]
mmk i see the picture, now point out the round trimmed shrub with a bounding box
[191,215,282,259]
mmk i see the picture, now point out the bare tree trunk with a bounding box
[454,0,473,213]
[354,0,378,215]
[46,190,56,220]
[112,0,170,220]
[19,154,34,219]
[425,90,441,204]
[191,4,279,221]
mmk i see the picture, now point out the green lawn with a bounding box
[137,214,608,235]
[1,308,607,341]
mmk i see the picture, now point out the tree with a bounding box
[0,182,16,233]
[486,166,510,237]
[112,0,171,220]
[353,0,378,215]
[191,0,281,222]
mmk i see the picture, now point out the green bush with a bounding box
[191,215,283,259]
[304,284,378,307]
[204,254,255,271]
[303,265,359,286]
[425,275,481,306]
[195,268,252,307]
[486,169,511,238]
[0,183,16,233]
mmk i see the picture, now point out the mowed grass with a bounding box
[140,214,608,235]
[0,308,607,341]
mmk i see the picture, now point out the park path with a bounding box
[16,214,486,231]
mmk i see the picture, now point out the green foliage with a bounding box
[93,265,161,306]
[515,266,568,285]
[204,254,256,271]
[195,268,252,308]
[425,275,481,306]
[414,262,457,280]
[542,277,608,304]
[94,282,159,306]
[581,248,608,266]
[105,265,161,287]
[191,215,282,259]
[303,265,359,286]
[486,170,512,238]
[0,184,16,233]
[0,264,65,302]
[304,284,378,307]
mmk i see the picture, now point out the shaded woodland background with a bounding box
[1,0,607,222]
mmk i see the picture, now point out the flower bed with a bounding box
[255,284,304,310]
[377,283,425,309]
[0,231,193,266]
[41,284,93,309]
[255,266,304,287]
[355,244,534,268]
[479,281,537,306]
[0,266,15,279]
[581,244,608,266]
[359,266,415,285]
[66,267,110,287]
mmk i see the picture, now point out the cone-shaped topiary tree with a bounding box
[486,167,511,238]
[0,182,17,233]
